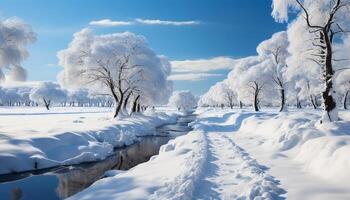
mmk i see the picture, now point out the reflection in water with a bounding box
[0,114,195,200]
[55,155,120,199]
[55,136,170,199]
[11,187,22,200]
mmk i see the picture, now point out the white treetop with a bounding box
[168,90,197,111]
[30,82,68,110]
[0,17,36,82]
[57,29,172,117]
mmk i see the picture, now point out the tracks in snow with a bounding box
[194,132,285,200]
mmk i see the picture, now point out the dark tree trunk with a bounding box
[320,30,337,122]
[310,95,317,109]
[296,97,302,109]
[123,91,133,109]
[113,94,123,118]
[279,89,285,112]
[43,98,50,110]
[344,90,349,110]
[109,85,121,118]
[131,95,140,113]
[253,82,260,112]
[137,104,141,112]
[239,101,243,109]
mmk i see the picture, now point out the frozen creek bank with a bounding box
[0,111,195,200]
[0,107,179,175]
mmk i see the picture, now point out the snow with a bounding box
[68,130,207,200]
[68,108,285,200]
[228,108,350,183]
[3,106,350,199]
[0,107,178,175]
[225,108,350,199]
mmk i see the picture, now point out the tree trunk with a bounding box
[131,95,140,113]
[296,97,302,109]
[315,96,320,107]
[113,94,123,118]
[279,88,285,112]
[137,103,141,112]
[253,83,259,112]
[321,30,338,122]
[43,98,50,110]
[123,91,132,110]
[109,86,121,118]
[239,101,243,109]
[343,90,349,110]
[310,95,317,109]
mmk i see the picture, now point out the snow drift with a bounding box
[0,108,178,175]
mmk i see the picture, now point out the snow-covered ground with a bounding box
[0,107,179,175]
[68,107,350,200]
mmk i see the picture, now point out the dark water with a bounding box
[0,114,196,200]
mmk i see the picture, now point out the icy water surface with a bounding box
[0,113,196,200]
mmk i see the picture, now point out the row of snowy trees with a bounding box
[0,18,174,117]
[0,81,199,113]
[200,0,350,123]
[0,82,115,109]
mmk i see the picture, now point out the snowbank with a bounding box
[220,108,350,184]
[0,107,178,175]
[68,108,286,200]
[192,108,285,199]
[68,130,207,200]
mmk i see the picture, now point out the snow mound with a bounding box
[231,109,350,184]
[68,130,207,200]
[295,136,350,181]
[149,131,207,200]
[0,111,177,174]
[192,110,285,200]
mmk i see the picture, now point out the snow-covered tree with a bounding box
[237,59,276,111]
[0,17,36,82]
[68,89,90,107]
[16,87,32,106]
[337,70,350,109]
[226,56,260,108]
[30,82,68,110]
[2,88,20,106]
[127,55,173,114]
[272,0,350,122]
[199,81,236,108]
[257,31,289,111]
[58,29,172,118]
[168,91,197,111]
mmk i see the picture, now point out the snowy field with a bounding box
[68,107,350,200]
[0,107,179,175]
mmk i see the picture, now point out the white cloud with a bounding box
[89,18,200,27]
[47,63,56,67]
[168,73,222,81]
[89,19,132,27]
[135,18,200,26]
[168,56,260,81]
[171,57,246,73]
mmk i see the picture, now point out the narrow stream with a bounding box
[0,113,196,200]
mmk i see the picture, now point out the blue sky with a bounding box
[0,0,287,95]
